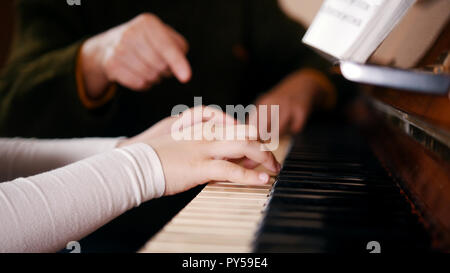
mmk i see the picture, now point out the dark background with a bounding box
[0,0,14,70]
[0,1,200,252]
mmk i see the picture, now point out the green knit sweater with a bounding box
[0,0,331,138]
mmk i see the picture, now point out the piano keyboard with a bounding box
[254,120,431,252]
[139,137,291,253]
[140,119,431,253]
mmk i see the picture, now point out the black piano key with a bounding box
[254,233,328,253]
[268,192,410,209]
[275,177,398,191]
[274,180,397,194]
[257,215,429,246]
[277,171,391,183]
[262,209,423,230]
[271,188,404,203]
[256,232,430,253]
[263,208,416,224]
[276,175,396,187]
[253,118,431,253]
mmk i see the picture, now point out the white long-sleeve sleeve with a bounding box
[0,143,166,253]
[0,138,122,182]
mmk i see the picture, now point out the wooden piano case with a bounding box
[353,21,450,251]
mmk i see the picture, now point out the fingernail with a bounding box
[259,173,269,183]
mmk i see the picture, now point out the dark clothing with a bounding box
[0,0,330,138]
[0,0,339,252]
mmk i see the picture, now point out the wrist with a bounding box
[296,69,337,110]
[116,137,138,148]
[80,37,110,99]
[121,143,166,199]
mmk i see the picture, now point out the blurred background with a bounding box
[1,0,442,71]
[0,0,323,70]
[0,0,14,70]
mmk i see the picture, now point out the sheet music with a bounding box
[371,0,450,68]
[303,0,385,61]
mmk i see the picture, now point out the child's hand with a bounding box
[149,127,281,196]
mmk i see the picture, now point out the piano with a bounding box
[139,18,450,253]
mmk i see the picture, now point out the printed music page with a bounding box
[302,0,385,62]
[371,0,450,68]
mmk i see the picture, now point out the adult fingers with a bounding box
[109,64,149,91]
[116,51,160,86]
[290,106,307,134]
[144,17,192,83]
[134,33,170,74]
[277,106,291,136]
[165,24,189,54]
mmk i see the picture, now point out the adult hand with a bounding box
[249,70,330,136]
[80,13,191,98]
